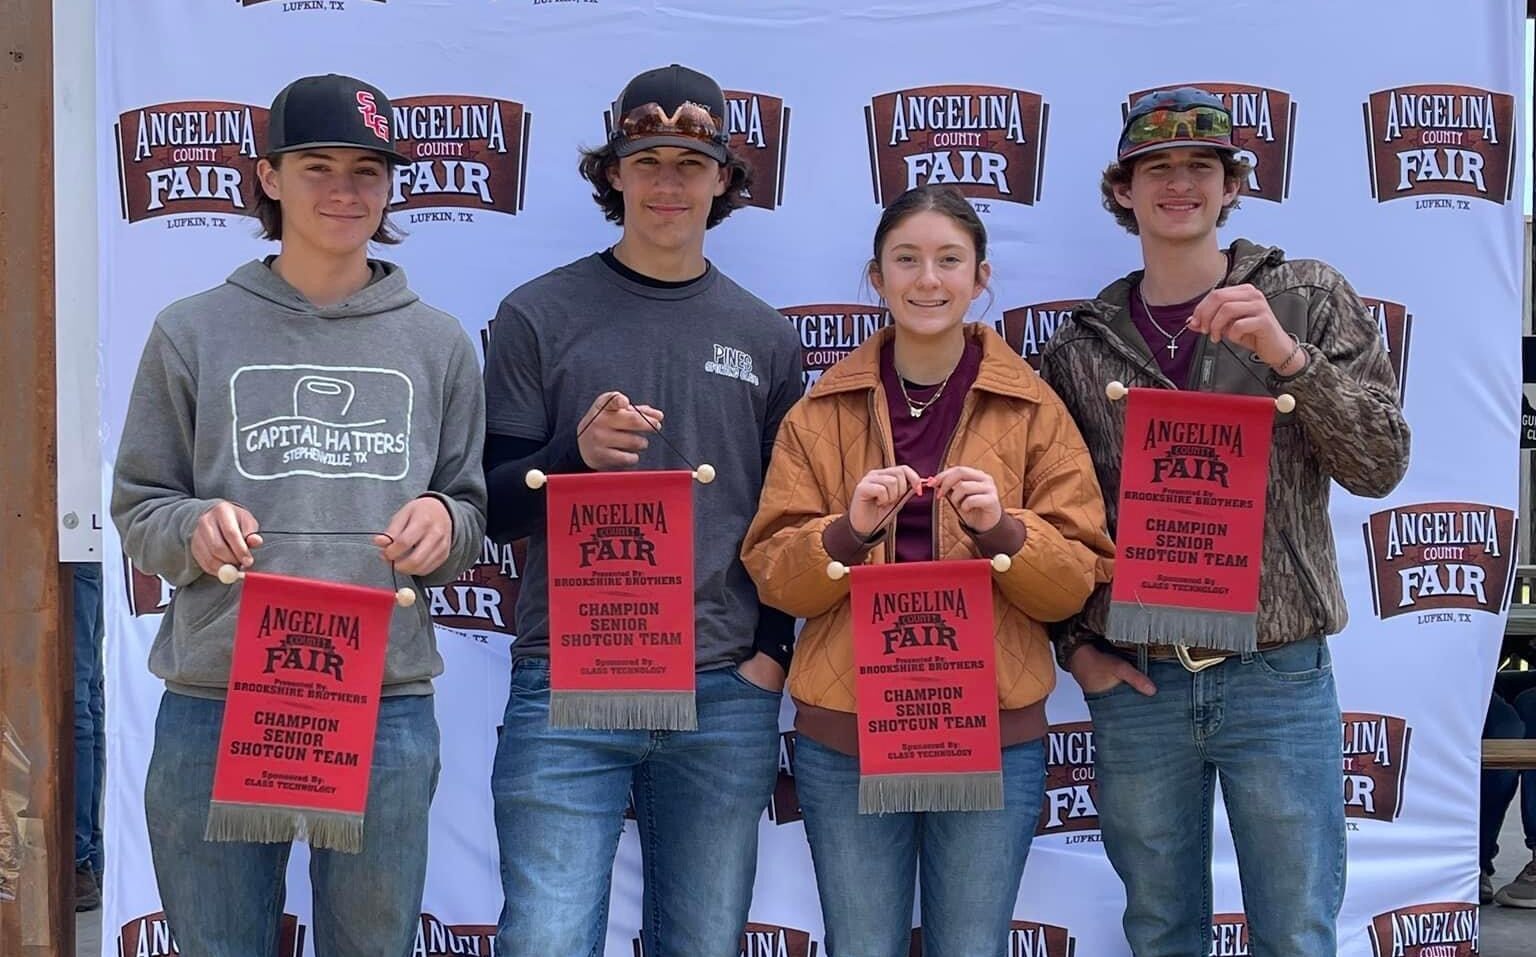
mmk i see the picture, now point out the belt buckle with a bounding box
[1174,644,1226,673]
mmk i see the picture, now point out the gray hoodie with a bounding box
[112,259,487,698]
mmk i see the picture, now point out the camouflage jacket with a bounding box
[1038,238,1411,666]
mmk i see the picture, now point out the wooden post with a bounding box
[0,0,73,954]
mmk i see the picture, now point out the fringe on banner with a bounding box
[1107,604,1258,653]
[549,691,697,731]
[858,772,1004,815]
[205,803,364,854]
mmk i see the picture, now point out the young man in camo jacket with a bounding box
[1040,86,1411,956]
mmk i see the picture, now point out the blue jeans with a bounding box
[492,658,781,957]
[1085,638,1345,957]
[72,562,105,870]
[792,734,1046,957]
[144,691,440,957]
[1481,677,1536,870]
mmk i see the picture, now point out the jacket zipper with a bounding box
[931,391,979,561]
[867,388,898,565]
[1279,528,1327,636]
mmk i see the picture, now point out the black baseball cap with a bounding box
[608,63,730,163]
[266,73,412,165]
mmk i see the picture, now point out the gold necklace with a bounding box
[897,368,954,419]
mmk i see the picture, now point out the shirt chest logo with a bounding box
[230,364,413,480]
[704,343,760,386]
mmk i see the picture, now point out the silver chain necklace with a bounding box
[1136,281,1216,358]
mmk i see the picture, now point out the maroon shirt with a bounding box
[878,337,983,562]
[1128,253,1232,387]
[1127,286,1203,387]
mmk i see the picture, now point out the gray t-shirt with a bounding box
[484,253,801,670]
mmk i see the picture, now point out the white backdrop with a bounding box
[98,2,1527,955]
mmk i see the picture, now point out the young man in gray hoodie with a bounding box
[112,73,486,957]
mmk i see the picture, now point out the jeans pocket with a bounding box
[507,658,551,697]
[1081,680,1130,702]
[730,666,784,699]
[1251,639,1331,682]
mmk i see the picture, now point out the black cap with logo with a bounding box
[265,73,412,165]
[608,63,731,163]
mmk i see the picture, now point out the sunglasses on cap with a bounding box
[1119,87,1237,161]
[1125,105,1232,145]
[613,100,728,149]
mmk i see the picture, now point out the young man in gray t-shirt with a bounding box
[481,63,801,955]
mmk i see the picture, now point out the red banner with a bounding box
[851,559,1001,812]
[210,571,395,851]
[1108,388,1274,650]
[545,470,696,728]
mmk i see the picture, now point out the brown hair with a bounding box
[869,183,989,281]
[254,153,403,245]
[577,141,753,229]
[1099,150,1252,235]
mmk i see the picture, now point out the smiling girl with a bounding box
[742,184,1114,956]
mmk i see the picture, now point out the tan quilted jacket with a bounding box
[742,322,1115,714]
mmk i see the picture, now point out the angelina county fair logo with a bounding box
[1368,902,1478,957]
[1363,84,1517,207]
[1037,721,1099,839]
[1209,913,1250,956]
[1124,83,1297,203]
[1362,502,1517,622]
[428,538,523,635]
[723,90,791,210]
[865,84,1049,210]
[632,925,819,957]
[999,300,1081,371]
[119,911,306,956]
[1342,712,1413,823]
[125,554,174,617]
[390,95,531,222]
[115,101,266,226]
[414,913,496,956]
[780,304,892,391]
[1360,297,1413,404]
[767,730,804,825]
[911,921,1076,957]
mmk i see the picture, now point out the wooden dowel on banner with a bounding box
[525,465,716,489]
[826,553,1011,580]
[1104,380,1295,413]
[215,564,417,607]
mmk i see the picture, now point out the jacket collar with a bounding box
[808,321,1045,404]
[1073,237,1283,327]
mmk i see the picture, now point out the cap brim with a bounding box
[1119,139,1240,162]
[269,140,413,166]
[614,134,727,163]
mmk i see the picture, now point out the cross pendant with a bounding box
[1166,339,1179,358]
